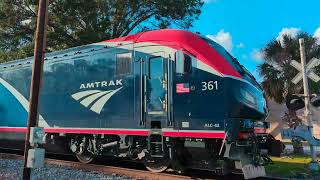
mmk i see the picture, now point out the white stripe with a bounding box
[90,87,122,114]
[193,59,223,77]
[0,77,48,127]
[80,90,111,107]
[148,111,164,115]
[71,90,101,100]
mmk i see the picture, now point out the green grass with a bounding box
[265,155,320,178]
[282,140,308,145]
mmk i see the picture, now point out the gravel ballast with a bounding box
[0,158,131,180]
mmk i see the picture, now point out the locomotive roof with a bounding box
[0,29,241,79]
[106,29,262,89]
[0,44,100,69]
[106,29,242,78]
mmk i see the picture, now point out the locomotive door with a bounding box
[145,52,168,128]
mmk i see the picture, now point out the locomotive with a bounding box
[0,29,268,178]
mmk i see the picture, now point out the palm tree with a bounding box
[258,32,320,154]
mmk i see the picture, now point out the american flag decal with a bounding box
[176,83,190,93]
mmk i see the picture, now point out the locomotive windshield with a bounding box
[201,37,244,74]
[201,37,262,89]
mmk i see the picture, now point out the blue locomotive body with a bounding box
[0,29,268,177]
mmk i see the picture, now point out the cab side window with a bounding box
[116,52,132,76]
[184,55,192,74]
[175,51,192,75]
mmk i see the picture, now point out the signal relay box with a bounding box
[26,148,45,168]
[29,127,45,145]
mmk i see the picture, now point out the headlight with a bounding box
[240,88,257,106]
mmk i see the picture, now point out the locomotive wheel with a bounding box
[70,135,96,164]
[76,151,95,164]
[145,158,170,173]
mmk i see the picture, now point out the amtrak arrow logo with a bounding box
[71,87,122,114]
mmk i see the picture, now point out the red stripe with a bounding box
[0,127,27,132]
[0,127,226,139]
[0,127,149,136]
[44,128,149,136]
[163,131,225,139]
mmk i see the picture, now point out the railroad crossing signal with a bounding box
[291,57,320,84]
[289,39,320,171]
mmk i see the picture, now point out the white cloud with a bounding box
[276,27,300,45]
[314,27,320,44]
[250,49,264,63]
[206,29,233,52]
[236,42,245,48]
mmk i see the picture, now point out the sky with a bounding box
[192,0,320,81]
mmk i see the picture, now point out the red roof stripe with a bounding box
[105,29,241,78]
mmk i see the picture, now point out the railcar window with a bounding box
[149,56,163,79]
[175,53,192,75]
[184,55,192,74]
[116,52,132,75]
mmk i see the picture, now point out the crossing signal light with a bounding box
[311,95,320,107]
[286,94,320,111]
[285,95,305,111]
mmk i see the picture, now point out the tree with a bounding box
[0,0,203,62]
[258,33,320,154]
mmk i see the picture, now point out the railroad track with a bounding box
[0,152,207,180]
[0,151,279,180]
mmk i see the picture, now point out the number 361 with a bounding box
[201,81,218,91]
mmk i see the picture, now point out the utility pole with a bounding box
[299,38,319,171]
[22,0,49,179]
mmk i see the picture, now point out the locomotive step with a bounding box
[150,155,164,158]
[150,142,162,144]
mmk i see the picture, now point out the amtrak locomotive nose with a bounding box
[0,29,268,179]
[201,36,267,120]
